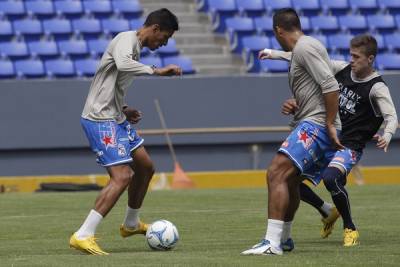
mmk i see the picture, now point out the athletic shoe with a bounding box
[241,239,283,255]
[281,238,294,252]
[69,233,109,255]
[119,220,148,238]
[343,228,359,247]
[321,207,340,238]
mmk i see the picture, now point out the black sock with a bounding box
[299,182,328,217]
[323,167,356,230]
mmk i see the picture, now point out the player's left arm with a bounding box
[371,82,399,151]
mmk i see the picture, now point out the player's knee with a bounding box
[113,169,133,188]
[322,167,345,194]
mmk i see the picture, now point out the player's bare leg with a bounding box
[120,146,154,238]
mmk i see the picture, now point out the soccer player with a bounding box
[69,8,182,255]
[241,8,343,255]
[267,34,398,247]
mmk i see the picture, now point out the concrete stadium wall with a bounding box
[1,74,399,176]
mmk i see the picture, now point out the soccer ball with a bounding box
[146,220,179,251]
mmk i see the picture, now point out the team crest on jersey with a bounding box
[117,144,127,157]
[99,122,117,150]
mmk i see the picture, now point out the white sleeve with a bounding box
[330,60,348,74]
[370,82,398,144]
[268,49,292,61]
[111,35,154,75]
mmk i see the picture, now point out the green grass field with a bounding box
[0,185,399,266]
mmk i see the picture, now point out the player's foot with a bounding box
[241,239,283,255]
[281,238,294,252]
[321,207,340,238]
[343,228,359,247]
[120,220,148,238]
[69,233,109,255]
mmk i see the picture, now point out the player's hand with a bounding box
[123,107,142,124]
[258,48,272,60]
[373,134,388,152]
[327,124,345,150]
[154,64,182,76]
[281,98,298,115]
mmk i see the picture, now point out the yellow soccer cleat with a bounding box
[69,233,109,255]
[343,228,360,247]
[120,221,148,238]
[321,207,340,238]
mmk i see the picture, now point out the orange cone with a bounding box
[171,162,195,189]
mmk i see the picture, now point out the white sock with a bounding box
[265,219,284,247]
[123,206,140,228]
[321,202,333,217]
[76,209,103,239]
[281,221,292,242]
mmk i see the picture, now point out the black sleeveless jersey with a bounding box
[335,64,384,151]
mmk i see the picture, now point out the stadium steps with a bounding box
[140,0,246,75]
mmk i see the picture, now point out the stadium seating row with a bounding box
[0,17,145,41]
[0,0,143,20]
[0,55,195,78]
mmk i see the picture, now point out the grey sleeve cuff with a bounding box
[320,76,340,94]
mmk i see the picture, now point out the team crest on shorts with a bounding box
[99,122,117,150]
[297,128,319,149]
[118,144,127,157]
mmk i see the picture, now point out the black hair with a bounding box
[144,8,179,32]
[273,8,301,32]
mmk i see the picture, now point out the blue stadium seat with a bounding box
[102,18,130,35]
[0,1,25,20]
[13,19,42,40]
[260,60,289,73]
[25,0,54,18]
[45,59,75,77]
[163,56,195,74]
[349,0,379,15]
[72,18,102,39]
[310,34,328,47]
[270,37,282,50]
[140,47,151,57]
[367,14,396,33]
[0,42,29,59]
[338,15,367,34]
[254,16,273,35]
[28,40,59,59]
[54,0,83,18]
[378,0,400,14]
[74,58,99,77]
[130,18,144,30]
[208,0,237,33]
[384,33,400,51]
[43,18,72,40]
[320,0,349,15]
[196,0,209,12]
[263,0,291,15]
[0,20,13,41]
[83,0,112,18]
[58,39,88,58]
[88,39,110,56]
[376,53,400,70]
[236,0,265,17]
[310,16,339,34]
[242,36,270,72]
[112,0,143,19]
[328,33,353,52]
[0,60,15,78]
[225,17,255,53]
[156,39,179,56]
[299,16,311,33]
[329,53,347,61]
[292,0,320,16]
[140,56,162,68]
[15,59,45,78]
[373,34,385,51]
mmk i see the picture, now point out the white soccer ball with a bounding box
[146,220,179,250]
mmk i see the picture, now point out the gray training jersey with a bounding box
[289,35,341,129]
[82,31,154,124]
